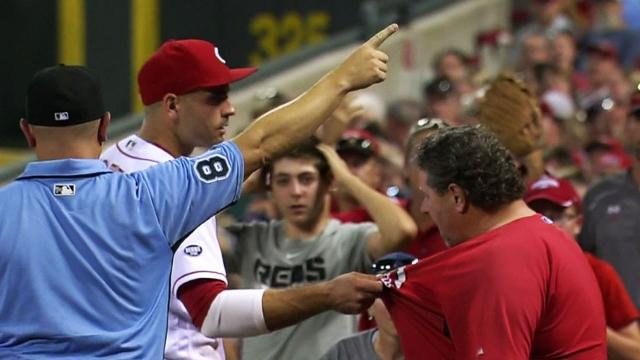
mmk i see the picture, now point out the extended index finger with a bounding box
[365,23,399,48]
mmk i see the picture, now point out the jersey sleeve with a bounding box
[171,217,227,296]
[133,141,244,246]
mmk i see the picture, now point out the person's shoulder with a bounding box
[586,173,629,195]
[583,173,632,207]
[320,330,377,360]
[584,252,617,277]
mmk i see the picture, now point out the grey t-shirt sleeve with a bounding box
[317,329,380,360]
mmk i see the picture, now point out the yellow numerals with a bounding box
[249,11,330,66]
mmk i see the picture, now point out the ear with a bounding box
[19,118,36,148]
[97,112,111,144]
[448,183,468,213]
[162,93,179,119]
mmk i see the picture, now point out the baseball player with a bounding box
[0,23,398,359]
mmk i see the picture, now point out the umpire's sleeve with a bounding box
[133,141,244,246]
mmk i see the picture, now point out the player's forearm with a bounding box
[261,282,332,331]
[339,173,417,254]
[235,72,349,177]
[607,327,640,360]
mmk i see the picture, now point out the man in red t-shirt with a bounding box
[525,174,640,359]
[382,126,606,359]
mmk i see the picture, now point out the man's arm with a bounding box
[607,323,640,360]
[192,272,381,337]
[317,144,417,260]
[233,24,398,177]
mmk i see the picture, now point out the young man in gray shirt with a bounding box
[224,139,417,360]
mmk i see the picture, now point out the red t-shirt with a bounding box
[585,252,640,330]
[381,215,606,359]
[331,206,372,224]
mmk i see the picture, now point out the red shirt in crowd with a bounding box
[403,220,447,259]
[381,215,606,359]
[332,199,448,259]
[585,252,640,330]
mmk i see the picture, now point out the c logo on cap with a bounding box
[214,47,226,64]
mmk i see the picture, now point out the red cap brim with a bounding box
[229,67,257,83]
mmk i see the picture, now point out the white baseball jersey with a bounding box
[101,134,227,360]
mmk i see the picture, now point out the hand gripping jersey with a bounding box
[101,134,228,360]
[0,137,243,359]
[381,215,606,360]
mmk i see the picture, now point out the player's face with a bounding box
[270,158,328,228]
[175,85,234,150]
[418,170,455,246]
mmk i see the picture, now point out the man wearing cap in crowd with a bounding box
[0,23,400,359]
[320,252,417,360]
[331,129,385,223]
[222,138,416,360]
[525,174,640,359]
[580,89,640,311]
[401,117,450,259]
[422,76,464,126]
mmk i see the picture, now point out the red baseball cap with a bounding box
[524,174,582,211]
[138,39,257,105]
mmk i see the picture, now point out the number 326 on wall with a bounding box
[249,11,330,66]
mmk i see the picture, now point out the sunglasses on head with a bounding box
[409,118,448,136]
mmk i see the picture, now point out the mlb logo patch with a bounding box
[53,184,76,196]
[54,112,69,121]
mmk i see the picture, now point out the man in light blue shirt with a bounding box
[0,24,398,359]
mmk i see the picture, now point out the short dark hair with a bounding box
[417,125,525,211]
[262,137,332,186]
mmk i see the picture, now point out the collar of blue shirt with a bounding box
[17,159,111,180]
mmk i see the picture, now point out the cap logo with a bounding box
[54,112,70,121]
[214,47,226,64]
[530,175,559,190]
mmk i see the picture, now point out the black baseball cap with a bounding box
[424,76,455,100]
[336,129,379,158]
[26,64,105,127]
[370,252,418,275]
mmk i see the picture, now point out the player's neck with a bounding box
[35,142,101,161]
[139,121,193,158]
[373,329,404,360]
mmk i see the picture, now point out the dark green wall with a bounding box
[2,0,364,148]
